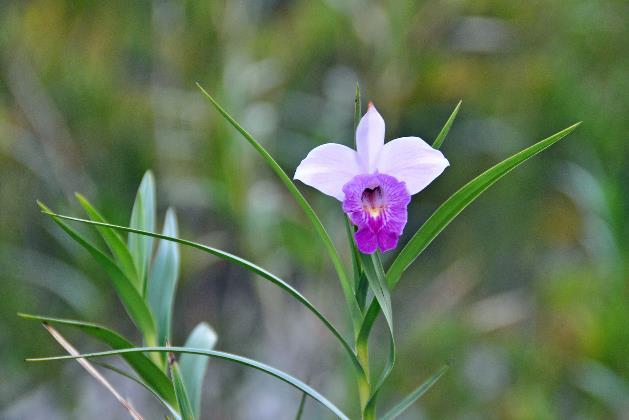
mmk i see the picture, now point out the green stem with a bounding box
[356,338,372,419]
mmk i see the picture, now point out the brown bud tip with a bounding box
[368,101,374,108]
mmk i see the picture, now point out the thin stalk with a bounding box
[356,337,372,420]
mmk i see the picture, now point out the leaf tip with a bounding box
[36,200,51,213]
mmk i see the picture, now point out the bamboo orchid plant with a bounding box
[22,84,579,419]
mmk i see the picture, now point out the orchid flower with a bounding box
[294,103,449,254]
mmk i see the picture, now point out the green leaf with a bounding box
[195,83,362,334]
[344,218,366,310]
[41,323,145,420]
[27,346,350,420]
[388,122,581,287]
[349,84,368,310]
[75,193,139,287]
[171,359,195,420]
[19,313,176,407]
[147,208,180,347]
[93,361,181,419]
[35,211,365,379]
[381,364,450,420]
[38,202,158,344]
[128,171,156,295]
[432,100,462,149]
[360,253,392,332]
[358,253,396,416]
[180,322,217,419]
[359,123,581,344]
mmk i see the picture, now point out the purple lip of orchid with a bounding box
[294,102,449,254]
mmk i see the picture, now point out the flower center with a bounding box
[361,186,385,218]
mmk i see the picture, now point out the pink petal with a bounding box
[377,230,399,252]
[355,226,378,254]
[355,103,385,173]
[294,143,360,200]
[377,137,449,195]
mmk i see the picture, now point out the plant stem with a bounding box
[356,337,373,419]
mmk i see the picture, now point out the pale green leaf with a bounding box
[180,322,217,419]
[128,171,156,294]
[147,208,180,347]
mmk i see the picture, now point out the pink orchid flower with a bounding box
[294,103,449,254]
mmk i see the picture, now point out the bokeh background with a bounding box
[1,0,627,419]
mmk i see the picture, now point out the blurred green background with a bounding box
[1,0,627,419]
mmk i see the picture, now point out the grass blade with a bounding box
[19,313,176,406]
[41,323,145,420]
[128,171,156,295]
[38,202,158,344]
[432,100,462,149]
[35,211,365,378]
[195,83,362,333]
[388,122,581,287]
[76,193,139,287]
[147,208,180,347]
[27,346,350,420]
[180,322,217,419]
[381,364,450,420]
[171,358,195,420]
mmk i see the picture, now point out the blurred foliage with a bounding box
[0,0,627,418]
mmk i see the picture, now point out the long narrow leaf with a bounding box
[38,202,158,344]
[388,122,581,287]
[27,346,350,420]
[41,323,145,420]
[195,83,362,332]
[19,313,176,406]
[180,323,217,419]
[147,208,180,347]
[171,359,195,420]
[349,84,367,309]
[128,171,156,294]
[360,253,392,332]
[359,253,396,415]
[36,211,365,378]
[432,101,461,149]
[76,193,139,286]
[359,123,581,340]
[381,364,450,420]
[93,361,181,419]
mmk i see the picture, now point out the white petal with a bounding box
[377,137,449,195]
[294,143,361,200]
[355,103,385,173]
